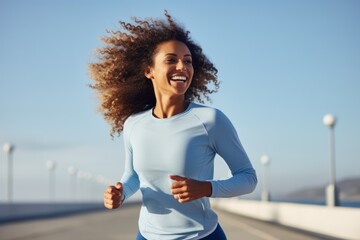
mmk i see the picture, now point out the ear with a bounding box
[144,66,153,79]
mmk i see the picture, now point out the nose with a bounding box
[176,60,186,71]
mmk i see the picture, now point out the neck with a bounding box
[153,96,189,119]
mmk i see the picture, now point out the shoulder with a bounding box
[190,102,231,130]
[123,109,150,135]
[191,102,228,122]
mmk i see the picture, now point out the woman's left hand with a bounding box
[170,175,212,203]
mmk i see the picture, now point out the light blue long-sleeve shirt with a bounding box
[121,102,257,240]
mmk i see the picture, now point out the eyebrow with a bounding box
[165,53,192,57]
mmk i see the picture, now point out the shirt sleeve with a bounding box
[120,117,140,201]
[207,110,257,198]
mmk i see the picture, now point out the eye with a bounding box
[184,59,193,65]
[165,58,177,64]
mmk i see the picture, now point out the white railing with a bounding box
[212,198,360,240]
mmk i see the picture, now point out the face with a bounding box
[145,40,194,99]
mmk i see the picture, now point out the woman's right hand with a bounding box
[104,182,124,209]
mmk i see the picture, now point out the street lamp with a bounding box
[46,160,56,202]
[96,175,106,202]
[84,171,93,202]
[3,143,15,203]
[68,166,78,202]
[77,170,86,201]
[323,114,339,207]
[260,155,271,202]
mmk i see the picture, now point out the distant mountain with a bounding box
[286,177,360,201]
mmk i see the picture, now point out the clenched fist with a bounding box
[104,182,124,209]
[170,175,212,203]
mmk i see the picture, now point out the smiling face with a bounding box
[145,40,194,100]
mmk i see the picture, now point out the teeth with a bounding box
[170,76,187,82]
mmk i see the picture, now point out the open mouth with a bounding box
[170,76,187,82]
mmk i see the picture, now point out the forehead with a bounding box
[154,40,191,56]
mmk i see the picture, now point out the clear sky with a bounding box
[1,0,359,202]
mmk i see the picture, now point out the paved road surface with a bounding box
[0,203,340,240]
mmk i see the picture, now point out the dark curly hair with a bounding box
[89,11,219,137]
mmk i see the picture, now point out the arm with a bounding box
[208,110,257,198]
[103,117,140,209]
[170,109,257,202]
[119,117,140,201]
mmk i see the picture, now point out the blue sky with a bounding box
[0,0,359,202]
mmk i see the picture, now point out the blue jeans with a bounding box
[136,223,227,240]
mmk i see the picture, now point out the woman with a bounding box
[90,11,257,240]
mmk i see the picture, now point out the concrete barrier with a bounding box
[212,198,360,240]
[0,203,104,224]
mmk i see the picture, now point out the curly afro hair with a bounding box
[89,11,219,137]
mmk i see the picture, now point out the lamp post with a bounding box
[84,171,93,202]
[68,166,78,202]
[46,160,56,202]
[323,114,339,207]
[77,170,85,201]
[96,175,106,202]
[260,155,271,202]
[3,143,15,203]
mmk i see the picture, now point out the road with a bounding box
[0,203,340,240]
